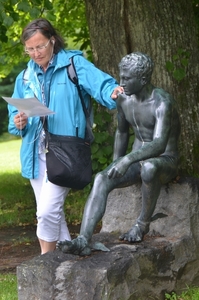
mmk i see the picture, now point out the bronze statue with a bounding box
[57,52,181,256]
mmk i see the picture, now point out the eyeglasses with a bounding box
[25,39,51,54]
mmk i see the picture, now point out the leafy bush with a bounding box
[0,62,27,135]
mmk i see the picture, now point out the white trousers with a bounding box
[30,154,71,242]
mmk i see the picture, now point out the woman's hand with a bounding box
[14,112,28,129]
[111,86,124,99]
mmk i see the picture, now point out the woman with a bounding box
[8,18,123,254]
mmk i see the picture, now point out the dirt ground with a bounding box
[0,224,83,274]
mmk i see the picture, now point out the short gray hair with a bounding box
[119,52,154,82]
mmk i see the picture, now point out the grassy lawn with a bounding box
[0,133,199,300]
[0,274,18,300]
[0,135,36,228]
[0,133,90,229]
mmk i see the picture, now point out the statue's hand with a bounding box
[107,157,129,178]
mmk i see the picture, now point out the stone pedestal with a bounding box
[17,177,199,300]
[102,177,199,242]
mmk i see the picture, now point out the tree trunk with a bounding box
[85,0,199,175]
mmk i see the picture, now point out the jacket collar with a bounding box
[27,49,83,72]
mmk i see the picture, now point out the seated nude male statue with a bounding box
[58,52,181,256]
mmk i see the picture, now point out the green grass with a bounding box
[0,134,36,228]
[0,274,17,300]
[165,287,199,299]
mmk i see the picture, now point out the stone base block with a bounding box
[17,178,199,300]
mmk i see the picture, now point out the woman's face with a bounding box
[24,31,54,70]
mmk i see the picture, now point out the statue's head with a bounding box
[119,52,154,84]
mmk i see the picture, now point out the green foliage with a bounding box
[165,48,190,82]
[165,292,178,300]
[0,100,8,135]
[0,0,91,77]
[64,185,91,225]
[90,105,135,173]
[52,0,92,59]
[91,107,115,173]
[165,286,199,299]
[0,61,27,135]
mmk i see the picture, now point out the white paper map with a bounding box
[2,96,55,117]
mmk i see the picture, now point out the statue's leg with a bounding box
[58,162,141,254]
[139,157,178,226]
[120,157,178,242]
[80,171,113,242]
[138,161,162,225]
[58,168,117,255]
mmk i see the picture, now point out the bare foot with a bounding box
[119,223,145,242]
[57,235,91,256]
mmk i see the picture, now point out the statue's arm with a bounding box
[113,102,129,161]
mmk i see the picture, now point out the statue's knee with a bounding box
[92,172,109,194]
[141,161,157,182]
[94,172,106,186]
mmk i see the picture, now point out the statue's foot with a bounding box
[119,222,149,242]
[57,235,91,256]
[57,235,111,256]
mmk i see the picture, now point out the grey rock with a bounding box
[102,177,199,242]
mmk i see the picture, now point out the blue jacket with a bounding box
[8,50,118,179]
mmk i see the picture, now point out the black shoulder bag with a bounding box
[45,57,93,189]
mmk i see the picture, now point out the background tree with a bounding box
[0,0,199,175]
[84,0,199,175]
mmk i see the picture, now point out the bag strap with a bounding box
[67,56,94,143]
[67,56,91,119]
